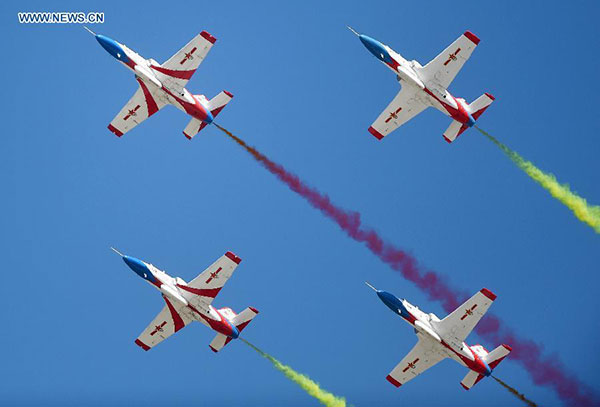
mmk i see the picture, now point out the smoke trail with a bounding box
[492,376,538,407]
[477,126,600,233]
[240,338,346,407]
[215,124,598,406]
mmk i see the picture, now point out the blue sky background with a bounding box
[2,1,599,406]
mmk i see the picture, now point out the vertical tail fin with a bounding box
[208,307,259,353]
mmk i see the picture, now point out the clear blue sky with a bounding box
[2,1,599,406]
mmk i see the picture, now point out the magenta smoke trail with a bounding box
[216,124,598,406]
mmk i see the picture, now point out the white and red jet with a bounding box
[86,27,232,139]
[366,283,511,390]
[112,248,258,352]
[350,27,494,143]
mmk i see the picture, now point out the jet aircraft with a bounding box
[366,283,511,389]
[86,27,232,139]
[113,248,258,352]
[350,27,494,143]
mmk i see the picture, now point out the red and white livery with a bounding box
[112,248,258,352]
[350,27,494,143]
[86,27,232,140]
[366,283,511,389]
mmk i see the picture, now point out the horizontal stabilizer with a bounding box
[209,333,228,353]
[443,120,468,143]
[484,344,511,369]
[461,370,485,390]
[468,93,495,120]
[232,306,259,332]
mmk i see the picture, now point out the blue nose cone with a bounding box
[359,34,387,60]
[123,256,150,279]
[95,34,130,63]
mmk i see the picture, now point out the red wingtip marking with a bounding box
[386,375,401,387]
[368,126,384,140]
[464,31,480,45]
[485,92,495,101]
[108,124,123,137]
[223,90,234,98]
[209,345,218,353]
[480,288,497,301]
[183,131,192,140]
[135,339,150,351]
[225,251,242,264]
[443,135,452,143]
[200,31,217,44]
[461,383,470,391]
[502,344,513,352]
[249,307,259,314]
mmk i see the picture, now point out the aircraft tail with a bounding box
[182,91,234,140]
[460,344,511,390]
[208,306,259,353]
[443,93,494,143]
[468,93,495,120]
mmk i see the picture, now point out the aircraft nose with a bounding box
[359,35,384,58]
[122,256,149,278]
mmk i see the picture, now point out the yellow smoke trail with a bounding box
[477,127,600,233]
[492,376,538,407]
[240,338,346,407]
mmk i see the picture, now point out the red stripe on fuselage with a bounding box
[440,340,488,375]
[162,87,209,122]
[423,88,470,124]
[187,304,234,337]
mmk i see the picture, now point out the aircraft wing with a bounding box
[107,78,167,137]
[386,337,446,387]
[436,289,496,344]
[176,252,242,307]
[150,31,216,90]
[368,86,428,140]
[134,295,193,351]
[419,31,480,89]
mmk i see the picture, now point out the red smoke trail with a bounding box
[216,124,598,406]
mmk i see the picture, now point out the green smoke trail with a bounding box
[240,338,346,407]
[477,127,600,233]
